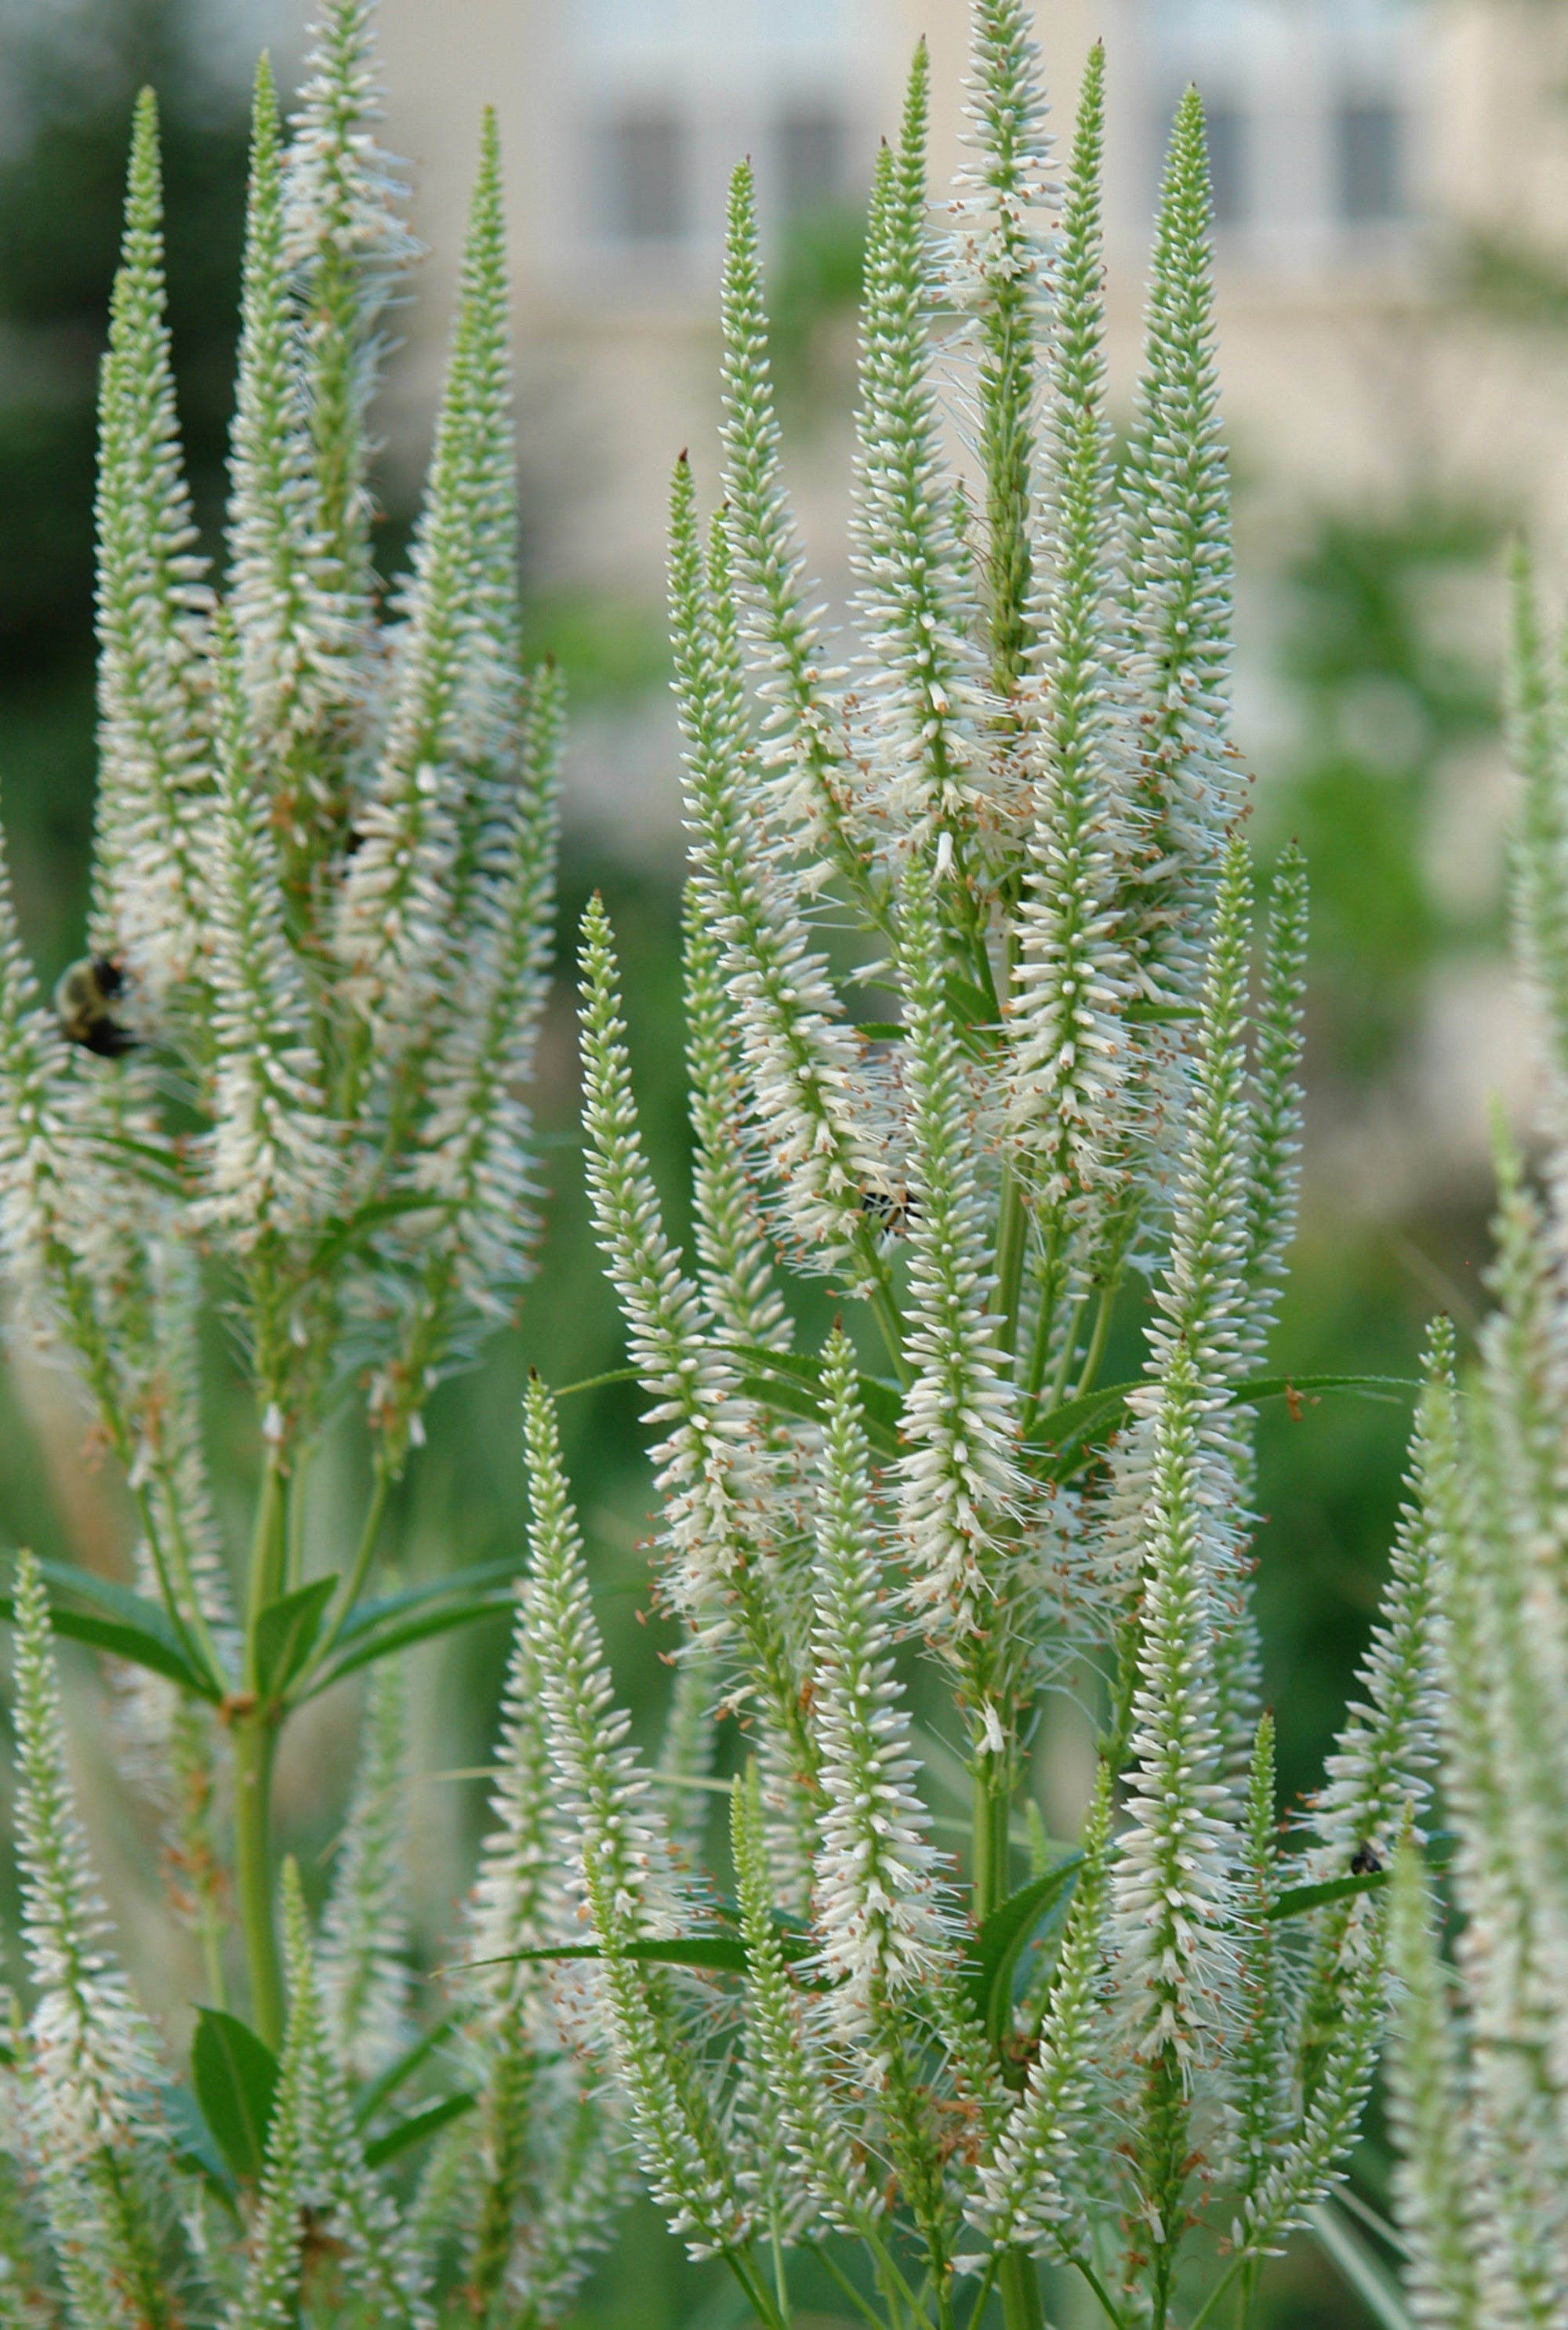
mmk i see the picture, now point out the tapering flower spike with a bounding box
[895,852,1020,1668]
[812,1327,956,2027]
[1007,42,1133,1217]
[282,0,416,627]
[319,1659,412,2080]
[851,45,981,849]
[971,1768,1111,2259]
[1386,1844,1484,2330]
[718,166,875,904]
[11,1553,161,2170]
[333,114,515,1040]
[226,53,351,840]
[681,883,789,1354]
[202,616,337,1251]
[946,0,1056,700]
[1111,1337,1236,2073]
[731,1764,881,2239]
[1304,1316,1448,1881]
[91,86,212,1007]
[1119,86,1243,1011]
[668,456,872,1279]
[523,1376,750,2263]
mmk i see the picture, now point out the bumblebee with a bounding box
[53,956,136,1058]
[862,1186,919,1237]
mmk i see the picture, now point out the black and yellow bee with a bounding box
[862,1185,919,1237]
[53,956,136,1058]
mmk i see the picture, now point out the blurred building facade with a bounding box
[352,0,1568,592]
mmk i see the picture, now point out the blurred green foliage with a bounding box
[1264,494,1504,1075]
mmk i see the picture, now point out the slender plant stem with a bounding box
[857,1239,917,1379]
[996,2249,1045,2330]
[971,1749,1012,1919]
[135,1475,224,1683]
[231,1715,283,2049]
[234,1454,290,2049]
[724,2248,789,2330]
[303,1461,392,1682]
[243,1456,288,1654]
[994,1169,1027,1361]
[1073,2257,1128,2328]
[770,2212,794,2325]
[815,2244,889,2330]
[1067,1282,1116,1404]
[964,2254,1001,2330]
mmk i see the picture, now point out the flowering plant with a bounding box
[512,10,1446,2329]
[0,2,1464,2328]
[0,5,622,2323]
[1378,559,1568,2330]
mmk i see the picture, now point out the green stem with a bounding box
[857,1235,912,1388]
[963,2258,1000,2330]
[724,2248,789,2330]
[1044,1294,1090,1414]
[1018,1225,1066,1436]
[1072,2257,1128,2328]
[244,1456,289,1656]
[996,2250,1044,2330]
[302,1464,392,1685]
[1068,1283,1116,1404]
[994,1170,1027,1362]
[814,2244,893,2330]
[135,1476,224,1686]
[231,1715,284,2049]
[971,1750,1012,1919]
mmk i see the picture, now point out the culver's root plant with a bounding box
[1375,557,1568,2328]
[510,10,1451,2329]
[0,5,626,2324]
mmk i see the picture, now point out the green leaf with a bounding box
[1024,1373,1420,1480]
[2,1560,223,1700]
[305,1562,523,1696]
[252,1575,339,1704]
[191,2010,278,2184]
[550,1365,644,1401]
[727,1345,904,1457]
[307,1191,446,1276]
[942,972,1000,1040]
[466,1925,824,1986]
[159,2082,238,2202]
[1305,2201,1417,2330]
[1269,1832,1456,1924]
[362,2090,476,2169]
[854,1021,905,1042]
[966,1857,1084,2045]
[352,2012,459,2132]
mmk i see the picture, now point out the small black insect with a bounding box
[861,1186,920,1237]
[1349,1841,1383,1877]
[53,956,136,1058]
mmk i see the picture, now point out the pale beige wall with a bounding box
[317,0,1568,625]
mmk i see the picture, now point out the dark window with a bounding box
[1203,103,1247,227]
[1337,100,1401,223]
[600,107,688,245]
[777,109,846,216]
